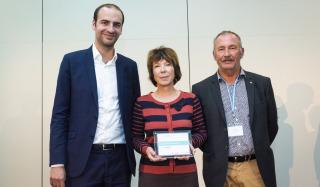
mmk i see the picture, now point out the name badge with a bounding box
[227,124,244,137]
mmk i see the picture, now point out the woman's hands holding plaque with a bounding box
[146,147,167,162]
[175,144,196,161]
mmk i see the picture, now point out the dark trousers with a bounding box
[66,145,131,187]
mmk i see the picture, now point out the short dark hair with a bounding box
[213,30,242,50]
[147,46,182,87]
[93,4,124,25]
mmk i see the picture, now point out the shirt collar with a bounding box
[217,68,246,81]
[92,43,118,65]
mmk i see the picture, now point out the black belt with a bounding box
[228,154,256,162]
[92,144,124,151]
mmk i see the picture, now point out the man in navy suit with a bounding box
[192,31,278,187]
[49,4,140,187]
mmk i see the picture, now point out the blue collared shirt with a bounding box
[217,69,255,156]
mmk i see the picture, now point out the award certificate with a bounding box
[154,131,192,158]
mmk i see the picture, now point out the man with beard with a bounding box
[192,31,278,187]
[49,4,140,187]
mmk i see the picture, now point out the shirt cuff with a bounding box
[51,164,64,167]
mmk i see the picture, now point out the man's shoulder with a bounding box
[59,47,91,67]
[117,53,137,65]
[245,70,271,82]
[64,47,91,57]
[193,74,217,87]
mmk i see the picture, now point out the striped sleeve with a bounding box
[132,100,150,154]
[191,95,207,148]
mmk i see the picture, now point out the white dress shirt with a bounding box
[92,44,126,144]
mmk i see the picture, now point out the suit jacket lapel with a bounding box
[84,46,98,109]
[244,71,254,127]
[210,73,227,124]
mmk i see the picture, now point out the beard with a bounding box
[97,35,119,49]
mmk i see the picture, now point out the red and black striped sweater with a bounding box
[132,91,207,174]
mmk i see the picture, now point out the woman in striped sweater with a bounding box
[132,46,207,187]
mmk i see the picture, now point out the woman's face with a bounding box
[153,59,175,88]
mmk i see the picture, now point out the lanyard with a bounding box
[221,75,240,115]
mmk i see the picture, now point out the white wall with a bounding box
[0,0,320,186]
[0,0,42,186]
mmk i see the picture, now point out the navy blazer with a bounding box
[192,71,278,187]
[50,46,140,177]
